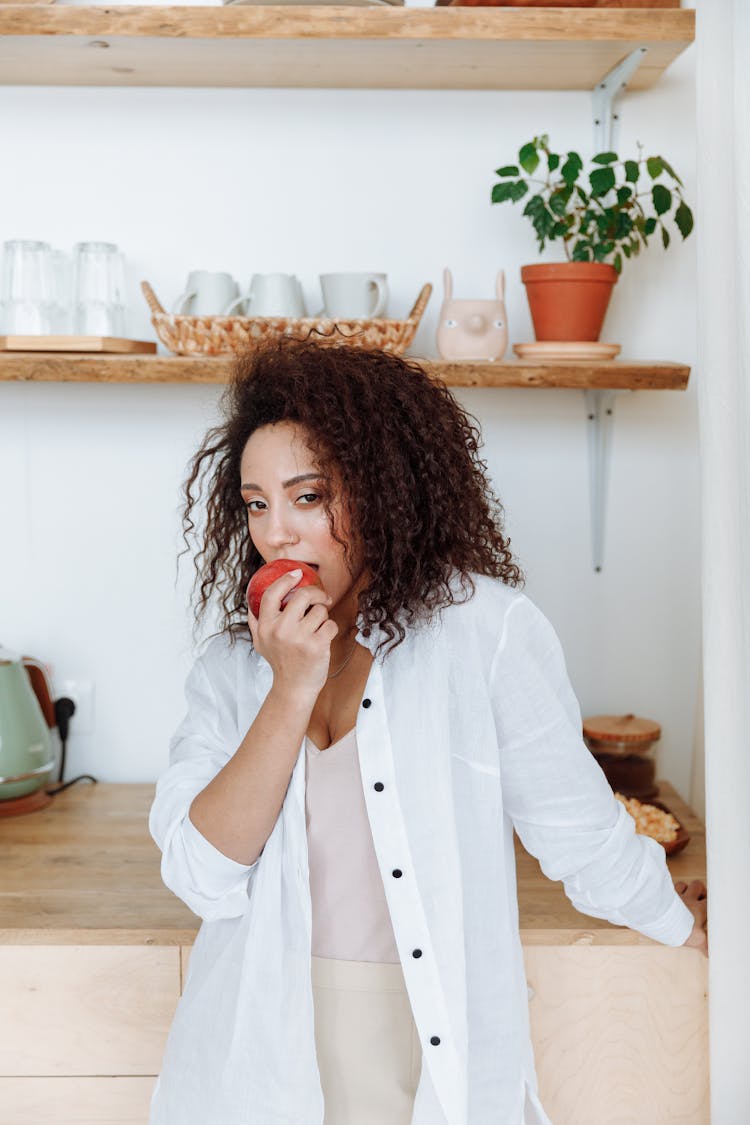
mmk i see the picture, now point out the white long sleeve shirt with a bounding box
[148,573,695,1125]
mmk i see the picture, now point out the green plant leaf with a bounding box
[613,252,623,274]
[549,190,568,216]
[519,142,540,174]
[589,166,616,197]
[616,185,633,205]
[647,156,664,179]
[622,244,632,259]
[491,181,518,204]
[595,211,614,236]
[660,158,683,186]
[510,180,529,202]
[614,212,634,238]
[495,165,520,177]
[548,153,560,172]
[652,184,672,215]
[561,152,583,185]
[644,216,658,236]
[592,151,618,165]
[662,226,671,249]
[675,200,694,238]
[575,185,589,204]
[624,160,640,183]
[523,194,555,246]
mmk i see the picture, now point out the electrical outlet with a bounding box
[59,679,95,735]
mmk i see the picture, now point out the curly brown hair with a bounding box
[178,337,524,659]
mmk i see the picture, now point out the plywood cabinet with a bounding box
[0,1079,157,1124]
[525,946,708,1121]
[0,946,180,1076]
[0,782,707,1124]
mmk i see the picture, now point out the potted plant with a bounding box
[491,134,694,342]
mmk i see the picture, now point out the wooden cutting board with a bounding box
[0,336,156,354]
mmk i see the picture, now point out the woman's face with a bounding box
[240,421,365,612]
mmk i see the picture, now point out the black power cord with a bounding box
[45,696,99,796]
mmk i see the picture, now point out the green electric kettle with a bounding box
[0,645,56,810]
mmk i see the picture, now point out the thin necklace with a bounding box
[327,639,358,680]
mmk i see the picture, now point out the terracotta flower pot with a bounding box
[520,262,618,342]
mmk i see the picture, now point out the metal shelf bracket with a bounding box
[592,47,647,152]
[584,48,645,570]
[584,389,633,572]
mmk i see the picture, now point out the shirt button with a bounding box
[430,1036,441,1046]
[362,698,372,708]
[374,782,384,792]
[392,869,403,878]
[412,949,422,958]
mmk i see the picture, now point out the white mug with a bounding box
[225,273,306,318]
[173,271,239,316]
[318,272,388,319]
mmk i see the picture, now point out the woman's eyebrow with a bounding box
[240,473,328,492]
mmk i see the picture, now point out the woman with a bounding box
[149,338,707,1125]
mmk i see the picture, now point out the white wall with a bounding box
[0,37,698,800]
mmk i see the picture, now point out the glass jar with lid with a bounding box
[582,713,661,800]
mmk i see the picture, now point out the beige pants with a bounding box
[311,955,423,1125]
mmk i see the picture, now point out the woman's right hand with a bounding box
[247,569,338,699]
[675,879,708,957]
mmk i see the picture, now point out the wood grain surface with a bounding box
[0,351,691,388]
[0,335,156,354]
[441,1,680,8]
[0,946,179,1074]
[0,7,695,91]
[0,780,705,946]
[0,1078,156,1125]
[0,6,694,40]
[524,943,709,1122]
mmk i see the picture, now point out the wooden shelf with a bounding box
[0,351,689,389]
[0,6,694,89]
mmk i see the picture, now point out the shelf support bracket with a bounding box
[584,389,632,573]
[592,47,647,152]
[584,50,644,570]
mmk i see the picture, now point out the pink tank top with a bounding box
[304,727,400,963]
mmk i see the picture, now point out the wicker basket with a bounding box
[141,281,432,357]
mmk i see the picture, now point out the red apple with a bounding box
[246,559,323,619]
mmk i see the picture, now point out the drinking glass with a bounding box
[72,241,127,336]
[50,249,71,334]
[0,240,55,334]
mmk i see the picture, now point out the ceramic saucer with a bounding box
[513,341,621,361]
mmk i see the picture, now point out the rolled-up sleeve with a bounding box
[149,648,260,922]
[491,594,694,947]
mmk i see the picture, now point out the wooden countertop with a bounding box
[0,781,704,947]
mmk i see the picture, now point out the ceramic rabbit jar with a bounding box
[436,269,508,361]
